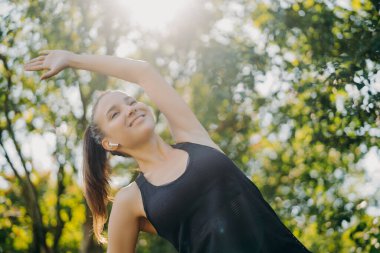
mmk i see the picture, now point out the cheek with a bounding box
[112,117,125,128]
[106,117,127,135]
[137,114,155,129]
[139,115,156,133]
[142,105,155,120]
[144,110,157,126]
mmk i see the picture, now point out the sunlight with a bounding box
[120,0,190,32]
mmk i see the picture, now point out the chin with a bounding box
[140,121,155,133]
[134,117,156,136]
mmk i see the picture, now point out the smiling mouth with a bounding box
[129,114,145,127]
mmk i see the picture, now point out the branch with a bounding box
[1,52,51,253]
[0,138,23,183]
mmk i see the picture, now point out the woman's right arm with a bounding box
[107,187,140,253]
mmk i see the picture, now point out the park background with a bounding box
[0,0,379,252]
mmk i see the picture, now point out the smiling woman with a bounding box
[119,0,190,31]
[24,49,312,253]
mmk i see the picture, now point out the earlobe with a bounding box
[101,139,109,150]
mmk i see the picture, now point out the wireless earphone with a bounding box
[109,142,119,147]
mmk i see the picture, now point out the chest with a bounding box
[141,147,242,233]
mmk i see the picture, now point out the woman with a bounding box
[24,50,311,253]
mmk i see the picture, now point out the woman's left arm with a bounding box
[24,50,224,152]
[24,50,147,83]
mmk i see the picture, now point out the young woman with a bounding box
[24,50,312,253]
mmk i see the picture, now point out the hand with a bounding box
[24,49,76,80]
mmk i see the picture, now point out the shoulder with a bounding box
[107,182,141,233]
[114,181,140,204]
[112,182,140,216]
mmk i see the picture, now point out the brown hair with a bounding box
[82,90,130,244]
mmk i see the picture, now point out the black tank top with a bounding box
[135,141,312,253]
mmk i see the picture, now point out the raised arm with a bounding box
[24,50,147,83]
[24,50,224,152]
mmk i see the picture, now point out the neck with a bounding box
[122,134,174,174]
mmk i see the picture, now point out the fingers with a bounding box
[24,55,46,70]
[24,50,50,65]
[26,55,45,64]
[24,61,49,71]
[40,69,57,80]
[24,65,45,71]
[24,50,56,80]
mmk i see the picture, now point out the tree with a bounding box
[1,0,379,252]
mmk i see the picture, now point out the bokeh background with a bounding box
[1,0,379,252]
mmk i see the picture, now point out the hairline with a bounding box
[91,90,134,128]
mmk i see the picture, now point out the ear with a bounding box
[101,138,117,151]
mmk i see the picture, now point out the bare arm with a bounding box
[106,187,140,253]
[69,54,148,84]
[24,50,147,83]
[24,50,224,153]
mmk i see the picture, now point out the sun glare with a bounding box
[120,0,190,32]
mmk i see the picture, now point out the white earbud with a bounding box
[109,142,119,147]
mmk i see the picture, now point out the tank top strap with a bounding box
[137,142,192,187]
[135,172,146,188]
[171,141,194,152]
[135,172,157,202]
[134,142,193,189]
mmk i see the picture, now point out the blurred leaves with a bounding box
[1,0,379,252]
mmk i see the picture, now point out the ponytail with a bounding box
[82,90,132,244]
[82,125,112,244]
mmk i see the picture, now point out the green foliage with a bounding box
[0,0,379,252]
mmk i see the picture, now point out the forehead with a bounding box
[93,91,133,123]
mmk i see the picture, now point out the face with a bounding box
[93,91,156,151]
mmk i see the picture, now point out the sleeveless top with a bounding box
[135,141,312,253]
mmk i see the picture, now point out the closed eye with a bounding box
[111,112,119,119]
[110,100,136,120]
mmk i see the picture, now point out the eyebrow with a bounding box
[106,96,133,118]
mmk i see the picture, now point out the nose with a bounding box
[125,104,137,117]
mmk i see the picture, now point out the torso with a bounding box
[125,140,224,235]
